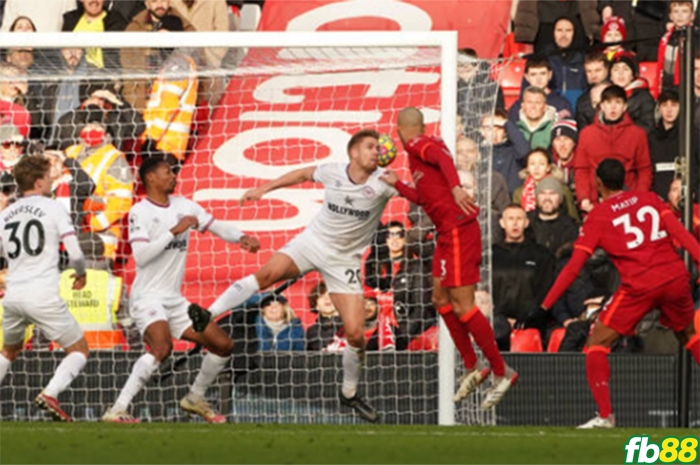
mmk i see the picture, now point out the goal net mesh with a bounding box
[0,38,503,424]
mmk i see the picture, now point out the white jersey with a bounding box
[128,196,213,302]
[0,195,76,301]
[308,163,396,256]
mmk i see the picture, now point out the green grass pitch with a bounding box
[1,423,698,464]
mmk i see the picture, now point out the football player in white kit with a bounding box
[188,129,396,422]
[0,155,89,422]
[102,155,260,424]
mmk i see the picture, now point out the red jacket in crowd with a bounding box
[573,113,652,206]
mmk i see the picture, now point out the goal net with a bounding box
[0,32,504,425]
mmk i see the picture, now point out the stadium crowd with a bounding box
[0,0,698,358]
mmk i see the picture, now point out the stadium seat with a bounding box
[546,327,567,353]
[639,62,659,99]
[510,328,543,353]
[497,59,525,110]
[502,32,533,58]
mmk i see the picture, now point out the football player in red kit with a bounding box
[380,107,517,409]
[530,158,700,428]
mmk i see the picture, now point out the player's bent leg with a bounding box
[332,293,378,423]
[178,324,234,423]
[578,321,620,429]
[103,321,171,423]
[0,342,23,386]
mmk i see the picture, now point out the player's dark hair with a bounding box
[596,158,626,191]
[347,129,380,154]
[601,85,627,103]
[138,153,171,188]
[525,56,551,73]
[308,280,328,311]
[13,155,50,193]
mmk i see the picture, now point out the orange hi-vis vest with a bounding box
[66,143,134,259]
[142,54,198,161]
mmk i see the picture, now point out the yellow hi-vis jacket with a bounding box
[66,143,134,259]
[141,53,198,161]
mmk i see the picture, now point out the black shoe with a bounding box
[339,391,379,423]
[188,303,211,333]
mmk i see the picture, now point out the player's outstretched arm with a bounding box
[541,247,590,311]
[379,170,419,204]
[662,210,700,265]
[207,220,260,252]
[62,234,87,290]
[240,166,316,205]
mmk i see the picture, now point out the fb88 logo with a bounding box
[624,436,698,463]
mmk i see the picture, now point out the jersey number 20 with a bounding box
[4,220,45,259]
[612,206,668,250]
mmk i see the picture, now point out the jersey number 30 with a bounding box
[612,206,668,250]
[4,220,45,259]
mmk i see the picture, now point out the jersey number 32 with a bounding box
[612,206,668,250]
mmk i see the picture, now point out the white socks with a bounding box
[112,353,158,412]
[342,345,363,399]
[209,275,260,317]
[43,352,87,398]
[190,353,230,398]
[0,354,11,385]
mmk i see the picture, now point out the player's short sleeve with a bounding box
[312,163,335,185]
[128,204,150,243]
[53,201,77,240]
[574,211,600,255]
[188,200,214,233]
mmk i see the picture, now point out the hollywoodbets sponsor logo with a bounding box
[327,203,370,219]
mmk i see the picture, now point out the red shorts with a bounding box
[432,222,481,287]
[598,278,694,336]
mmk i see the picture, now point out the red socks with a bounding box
[437,304,477,370]
[585,346,612,419]
[459,306,506,377]
[686,335,700,366]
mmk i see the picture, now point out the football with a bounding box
[377,133,398,167]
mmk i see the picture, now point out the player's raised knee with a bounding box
[150,341,173,362]
[345,331,366,349]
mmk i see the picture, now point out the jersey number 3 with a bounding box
[612,206,668,250]
[4,220,45,259]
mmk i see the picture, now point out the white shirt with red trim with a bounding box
[128,195,213,302]
[0,195,76,300]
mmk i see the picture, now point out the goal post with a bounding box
[0,31,503,426]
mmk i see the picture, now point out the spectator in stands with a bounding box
[456,48,505,130]
[121,0,195,112]
[8,16,36,32]
[600,16,629,61]
[480,109,529,196]
[550,119,578,193]
[455,136,510,214]
[492,204,555,350]
[513,0,600,53]
[104,0,145,23]
[574,85,652,212]
[514,148,579,221]
[459,169,504,245]
[305,281,343,351]
[255,294,305,351]
[64,107,134,261]
[55,79,145,152]
[1,0,75,32]
[599,0,670,61]
[575,51,610,130]
[609,51,655,133]
[4,47,34,75]
[657,1,696,94]
[508,57,572,123]
[527,176,579,256]
[0,65,30,137]
[327,295,395,352]
[514,87,557,150]
[45,147,95,229]
[0,123,23,171]
[649,90,680,198]
[547,17,588,109]
[62,0,127,70]
[668,178,700,239]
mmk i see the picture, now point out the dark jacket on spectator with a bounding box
[546,44,588,109]
[305,314,343,351]
[624,78,656,133]
[649,120,679,198]
[514,0,601,52]
[598,0,670,61]
[491,120,530,195]
[526,209,579,257]
[575,88,597,130]
[392,254,437,351]
[255,315,305,351]
[62,7,127,69]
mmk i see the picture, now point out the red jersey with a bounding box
[542,190,700,309]
[395,135,478,233]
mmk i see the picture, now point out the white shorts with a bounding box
[2,299,83,348]
[130,297,192,339]
[280,230,363,294]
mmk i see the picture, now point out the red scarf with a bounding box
[520,176,537,212]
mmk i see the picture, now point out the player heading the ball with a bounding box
[188,129,398,423]
[380,107,518,409]
[0,155,89,422]
[102,155,260,424]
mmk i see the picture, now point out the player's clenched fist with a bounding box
[378,169,399,187]
[170,215,199,235]
[240,187,265,205]
[71,273,87,290]
[240,235,261,253]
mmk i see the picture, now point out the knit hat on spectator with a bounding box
[610,51,638,76]
[551,119,578,144]
[535,176,564,198]
[601,16,627,42]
